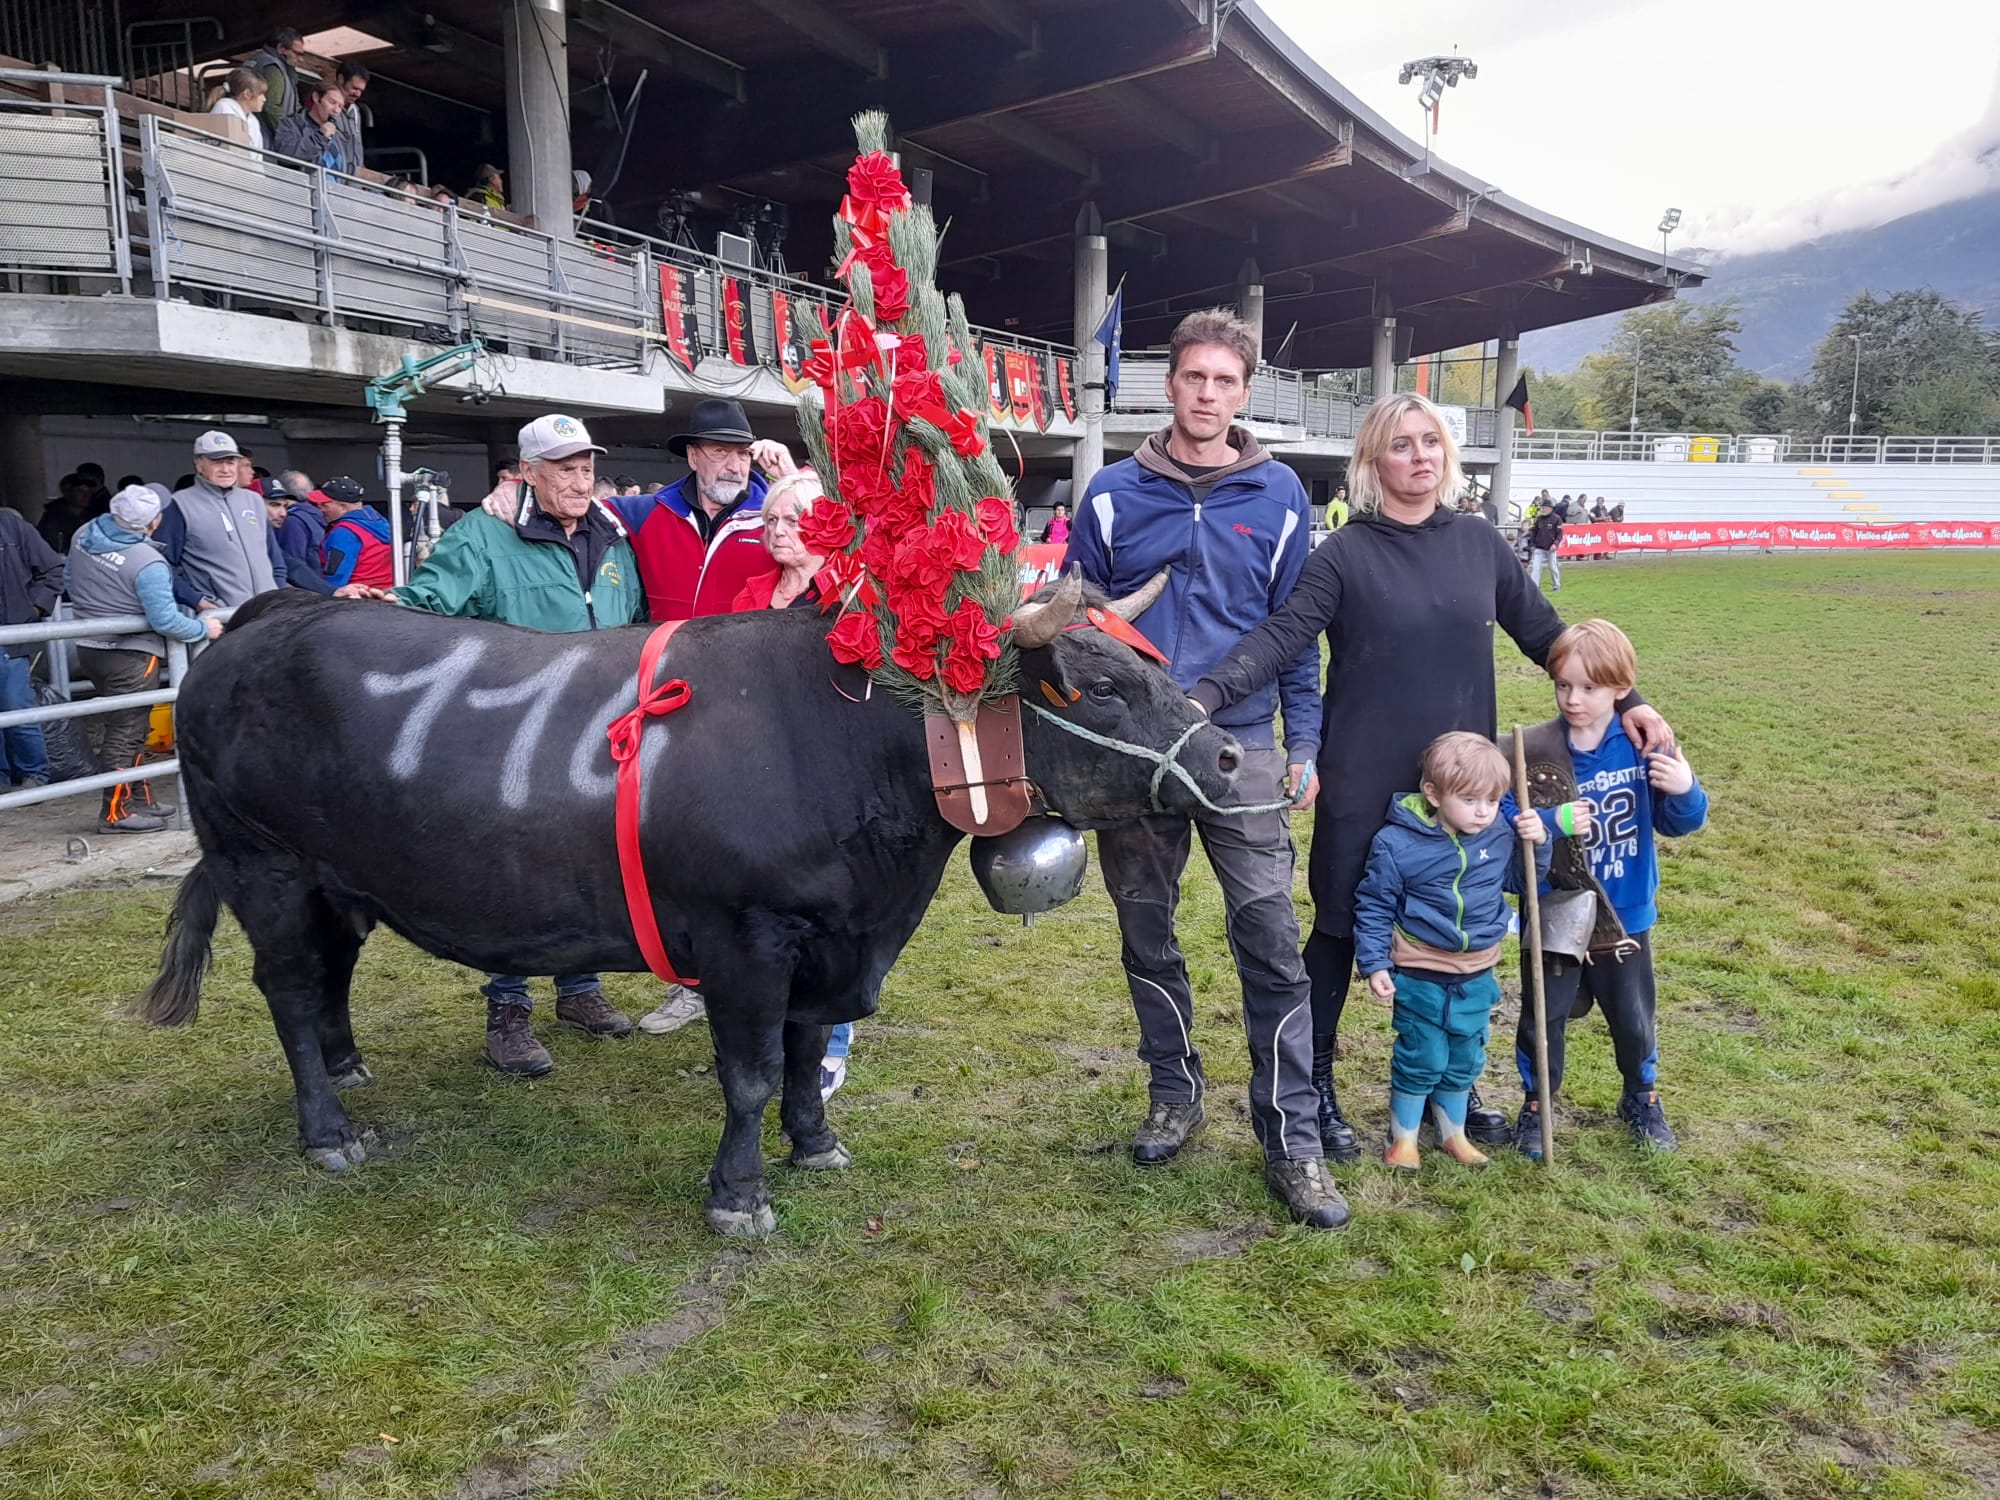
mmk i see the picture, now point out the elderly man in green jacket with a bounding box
[338,412,647,1074]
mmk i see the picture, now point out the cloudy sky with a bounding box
[1260,0,2000,261]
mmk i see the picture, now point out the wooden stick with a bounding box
[1512,726,1557,1166]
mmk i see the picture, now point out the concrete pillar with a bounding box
[1491,332,1520,524]
[1370,314,1396,402]
[1071,201,1107,495]
[0,412,45,522]
[1235,257,1265,364]
[502,0,573,239]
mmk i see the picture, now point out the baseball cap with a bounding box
[263,477,291,500]
[320,476,366,504]
[518,413,605,463]
[193,429,242,459]
[109,483,162,531]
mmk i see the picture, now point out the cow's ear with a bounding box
[1030,653,1074,709]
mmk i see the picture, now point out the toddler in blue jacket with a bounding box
[1354,732,1551,1170]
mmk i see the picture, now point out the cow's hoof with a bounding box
[304,1134,370,1172]
[329,1062,373,1089]
[790,1140,852,1171]
[706,1201,777,1239]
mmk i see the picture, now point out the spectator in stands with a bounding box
[335,61,369,170]
[1528,500,1565,592]
[1040,501,1071,545]
[243,29,306,136]
[0,502,62,790]
[75,463,111,516]
[336,413,645,1076]
[262,477,333,595]
[430,185,457,207]
[1610,501,1626,522]
[613,475,642,495]
[211,67,269,151]
[1589,496,1609,522]
[158,430,287,609]
[316,478,394,589]
[65,485,219,833]
[116,473,144,491]
[274,83,351,175]
[592,477,618,501]
[468,164,507,212]
[37,474,92,553]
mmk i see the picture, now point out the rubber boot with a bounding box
[1428,1091,1490,1168]
[1311,1033,1360,1164]
[1384,1089,1424,1172]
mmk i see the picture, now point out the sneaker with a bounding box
[484,1000,553,1077]
[1264,1156,1351,1230]
[637,984,705,1035]
[98,809,170,834]
[1514,1100,1547,1161]
[1619,1090,1678,1151]
[554,986,633,1037]
[1131,1098,1204,1166]
[819,1055,847,1101]
[18,773,51,789]
[1464,1085,1512,1145]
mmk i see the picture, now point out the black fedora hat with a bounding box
[667,397,755,456]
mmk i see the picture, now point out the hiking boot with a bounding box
[1311,1034,1361,1164]
[555,986,633,1037]
[484,1001,553,1077]
[1619,1090,1678,1151]
[1465,1084,1512,1145]
[1515,1100,1547,1161]
[98,808,169,834]
[637,983,705,1035]
[1264,1156,1351,1230]
[1131,1098,1204,1166]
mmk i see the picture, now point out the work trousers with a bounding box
[1515,928,1659,1098]
[1390,968,1500,1098]
[1094,747,1320,1162]
[75,645,158,787]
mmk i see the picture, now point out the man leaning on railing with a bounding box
[66,486,221,834]
[0,503,63,792]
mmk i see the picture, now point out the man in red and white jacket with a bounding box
[612,398,774,620]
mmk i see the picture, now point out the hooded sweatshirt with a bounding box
[1063,426,1320,759]
[1189,506,1645,937]
[1353,791,1553,979]
[321,505,395,588]
[66,515,211,655]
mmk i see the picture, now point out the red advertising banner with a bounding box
[1004,349,1035,425]
[1056,357,1077,422]
[720,276,751,365]
[1016,541,1067,595]
[1555,521,2000,556]
[657,265,697,373]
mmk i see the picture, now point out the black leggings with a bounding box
[1302,928,1357,1041]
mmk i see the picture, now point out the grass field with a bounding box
[2,552,1997,1499]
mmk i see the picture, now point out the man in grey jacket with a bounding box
[156,430,287,609]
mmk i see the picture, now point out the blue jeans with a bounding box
[481,973,600,1011]
[0,654,48,783]
[826,1023,853,1059]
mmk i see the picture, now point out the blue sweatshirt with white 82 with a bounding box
[1559,717,1708,933]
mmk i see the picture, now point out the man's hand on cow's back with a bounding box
[334,584,397,602]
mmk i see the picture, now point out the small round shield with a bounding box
[969,818,1088,915]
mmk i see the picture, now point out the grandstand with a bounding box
[0,0,1698,516]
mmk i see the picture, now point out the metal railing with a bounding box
[0,70,131,291]
[0,605,228,824]
[1112,353,1500,446]
[120,16,221,110]
[0,0,120,80]
[1513,429,2000,465]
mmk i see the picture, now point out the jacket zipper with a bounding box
[1448,828,1469,948]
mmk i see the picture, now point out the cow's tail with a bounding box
[136,859,222,1026]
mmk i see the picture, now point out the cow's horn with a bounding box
[1012,570,1084,649]
[1104,568,1170,622]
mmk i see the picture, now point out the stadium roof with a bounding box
[119,0,1704,367]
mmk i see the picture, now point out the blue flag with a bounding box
[1091,285,1123,402]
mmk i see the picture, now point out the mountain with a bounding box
[1520,190,2000,379]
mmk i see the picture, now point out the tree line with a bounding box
[1521,290,2000,437]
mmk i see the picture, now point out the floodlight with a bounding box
[1658,207,1681,234]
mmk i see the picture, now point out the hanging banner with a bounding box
[772,291,812,394]
[1555,520,2000,556]
[1005,349,1035,425]
[657,265,697,373]
[1056,357,1077,422]
[1033,353,1056,432]
[982,342,1008,421]
[720,276,751,365]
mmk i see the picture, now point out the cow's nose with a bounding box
[1216,744,1241,776]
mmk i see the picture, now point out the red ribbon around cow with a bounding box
[606,620,696,986]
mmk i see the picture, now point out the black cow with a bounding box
[140,574,1243,1235]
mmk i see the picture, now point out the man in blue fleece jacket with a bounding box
[1064,308,1344,1231]
[1354,733,1551,1171]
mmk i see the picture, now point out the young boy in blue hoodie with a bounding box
[1514,619,1709,1155]
[1354,732,1551,1170]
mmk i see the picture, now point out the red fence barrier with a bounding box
[1556,521,2000,555]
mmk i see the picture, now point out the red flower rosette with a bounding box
[855,242,911,324]
[975,497,1019,554]
[797,498,857,555]
[927,508,987,572]
[827,608,883,670]
[847,150,912,213]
